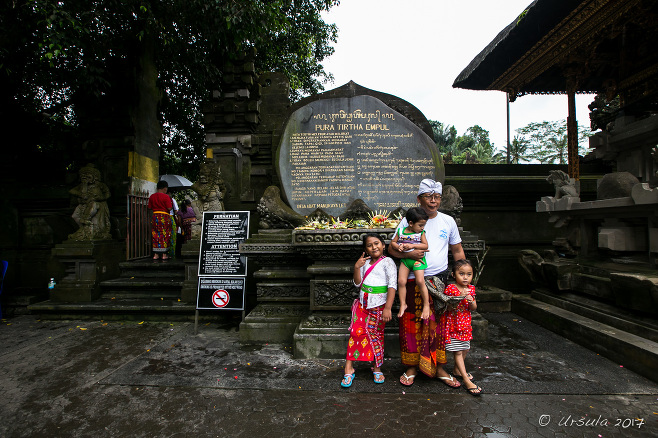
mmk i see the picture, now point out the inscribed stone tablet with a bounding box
[277,95,442,216]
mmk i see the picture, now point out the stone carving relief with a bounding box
[312,280,357,308]
[68,164,111,241]
[256,185,305,229]
[190,160,227,238]
[257,284,309,299]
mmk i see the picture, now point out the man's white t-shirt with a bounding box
[395,212,461,278]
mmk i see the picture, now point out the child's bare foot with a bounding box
[453,369,474,380]
[397,302,407,318]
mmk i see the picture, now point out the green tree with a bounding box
[452,125,497,164]
[0,0,339,177]
[429,120,457,155]
[507,135,532,164]
[516,120,591,164]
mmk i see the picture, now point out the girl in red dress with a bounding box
[442,259,482,395]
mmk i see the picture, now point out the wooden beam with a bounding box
[567,90,579,180]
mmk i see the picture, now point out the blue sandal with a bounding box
[373,371,385,384]
[340,373,355,388]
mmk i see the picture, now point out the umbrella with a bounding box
[159,174,193,189]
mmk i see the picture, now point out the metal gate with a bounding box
[126,189,150,260]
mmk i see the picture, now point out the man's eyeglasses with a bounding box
[420,194,441,200]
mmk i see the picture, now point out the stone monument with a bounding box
[240,82,485,355]
[276,93,442,217]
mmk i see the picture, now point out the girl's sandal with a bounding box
[340,373,355,388]
[373,371,385,384]
[465,385,483,396]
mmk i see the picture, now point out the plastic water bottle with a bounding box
[48,278,56,289]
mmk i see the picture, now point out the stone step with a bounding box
[530,289,658,342]
[27,298,231,322]
[117,259,186,279]
[100,278,184,298]
[291,311,489,359]
[512,294,658,383]
[476,286,513,313]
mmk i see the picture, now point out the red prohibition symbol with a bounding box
[212,289,230,308]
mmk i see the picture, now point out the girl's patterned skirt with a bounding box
[346,299,385,368]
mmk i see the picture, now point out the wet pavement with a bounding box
[1,312,656,437]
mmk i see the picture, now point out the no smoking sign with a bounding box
[212,289,230,308]
[197,277,245,310]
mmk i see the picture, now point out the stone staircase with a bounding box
[29,259,199,321]
[512,288,658,383]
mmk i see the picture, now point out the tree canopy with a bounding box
[1,0,339,177]
[430,119,592,164]
[430,121,500,164]
[515,120,591,164]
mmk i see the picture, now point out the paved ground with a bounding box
[1,312,656,437]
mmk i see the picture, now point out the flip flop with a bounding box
[340,373,355,388]
[373,371,385,384]
[464,385,483,396]
[438,375,461,388]
[399,372,415,386]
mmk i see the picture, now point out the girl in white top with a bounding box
[341,233,397,388]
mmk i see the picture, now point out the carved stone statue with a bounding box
[257,185,305,229]
[439,184,463,225]
[190,160,227,238]
[547,170,579,199]
[68,164,111,241]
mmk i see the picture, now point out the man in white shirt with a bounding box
[387,179,465,388]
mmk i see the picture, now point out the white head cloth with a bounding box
[417,179,442,196]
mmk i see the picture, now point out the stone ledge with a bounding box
[512,294,658,383]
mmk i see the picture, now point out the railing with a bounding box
[126,189,150,260]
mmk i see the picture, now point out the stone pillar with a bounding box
[290,228,400,358]
[238,230,311,343]
[50,239,124,302]
[180,239,201,304]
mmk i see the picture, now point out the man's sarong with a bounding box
[346,299,385,368]
[151,212,173,254]
[399,279,447,377]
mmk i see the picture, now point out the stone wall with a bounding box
[446,162,611,292]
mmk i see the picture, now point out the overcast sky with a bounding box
[321,0,595,152]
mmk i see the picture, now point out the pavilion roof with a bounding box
[453,0,658,101]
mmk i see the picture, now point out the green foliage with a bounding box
[506,135,532,164]
[430,122,499,164]
[515,120,591,164]
[429,120,457,154]
[1,0,339,177]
